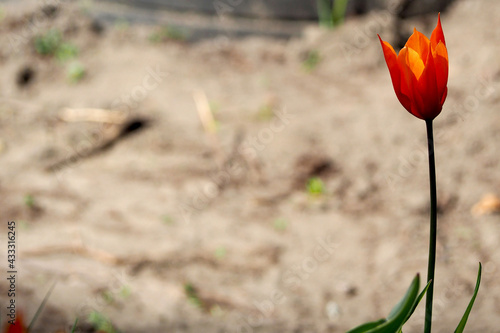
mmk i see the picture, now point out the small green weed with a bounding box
[67,62,86,83]
[184,283,203,308]
[214,247,227,260]
[161,214,175,225]
[35,29,79,62]
[273,218,288,231]
[24,194,35,208]
[120,285,131,299]
[88,311,117,333]
[256,104,275,121]
[56,42,79,61]
[101,290,114,304]
[302,50,321,72]
[306,177,325,196]
[317,0,349,28]
[149,26,187,43]
[34,29,61,56]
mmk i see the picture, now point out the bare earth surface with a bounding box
[1,0,500,332]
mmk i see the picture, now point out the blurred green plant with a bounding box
[88,311,117,333]
[273,218,288,231]
[207,101,221,132]
[302,50,321,72]
[317,0,349,28]
[34,29,62,56]
[114,19,130,31]
[56,42,79,61]
[256,103,275,121]
[209,101,220,114]
[161,214,175,225]
[214,246,227,260]
[210,304,225,317]
[71,319,79,333]
[18,220,29,230]
[24,194,35,208]
[120,285,131,299]
[306,177,325,196]
[184,283,203,308]
[27,282,57,331]
[67,62,86,83]
[78,0,94,13]
[101,290,115,305]
[35,29,79,63]
[149,25,187,43]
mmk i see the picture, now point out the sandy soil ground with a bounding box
[0,0,500,332]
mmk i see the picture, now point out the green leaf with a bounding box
[71,318,79,333]
[404,279,432,324]
[454,262,482,333]
[346,319,386,333]
[316,0,333,27]
[347,275,421,333]
[371,274,420,332]
[331,0,349,26]
[28,281,57,331]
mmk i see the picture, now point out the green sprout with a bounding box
[273,218,288,231]
[34,29,62,56]
[88,311,117,333]
[34,30,79,62]
[119,285,131,299]
[317,0,349,28]
[161,215,175,225]
[70,319,78,333]
[148,26,187,43]
[214,247,227,260]
[101,290,114,304]
[184,283,203,308]
[18,220,29,230]
[24,194,35,208]
[114,19,130,31]
[256,104,275,121]
[67,62,86,83]
[302,50,321,72]
[56,42,79,61]
[306,177,325,196]
[210,304,225,317]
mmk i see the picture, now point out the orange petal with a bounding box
[432,41,449,104]
[378,35,411,111]
[405,28,430,65]
[406,47,425,79]
[416,48,441,119]
[430,13,446,48]
[398,47,425,119]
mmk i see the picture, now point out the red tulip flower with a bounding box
[3,312,27,333]
[378,14,448,120]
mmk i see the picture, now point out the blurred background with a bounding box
[0,0,499,332]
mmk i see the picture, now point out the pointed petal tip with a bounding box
[430,12,446,47]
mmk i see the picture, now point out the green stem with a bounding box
[424,119,437,333]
